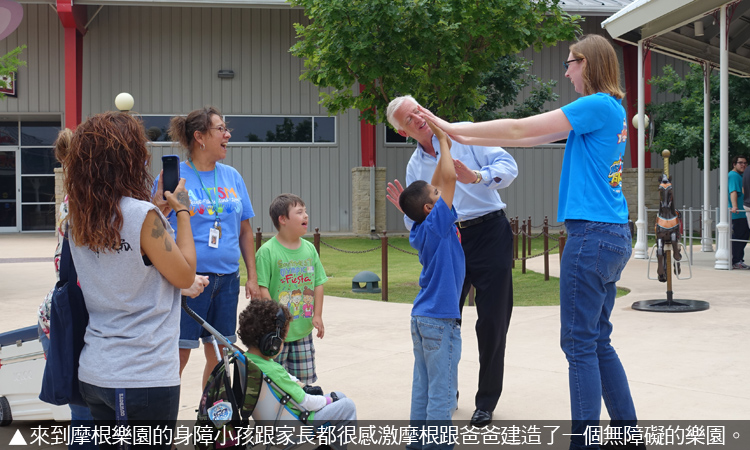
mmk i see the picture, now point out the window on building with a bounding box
[20,121,61,231]
[140,115,177,142]
[385,125,409,144]
[225,116,336,144]
[141,115,336,144]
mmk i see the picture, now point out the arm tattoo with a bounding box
[177,191,190,208]
[151,216,165,239]
[164,238,172,252]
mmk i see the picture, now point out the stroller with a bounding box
[0,325,71,426]
[182,298,317,450]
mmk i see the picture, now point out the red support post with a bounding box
[620,42,652,169]
[57,1,87,130]
[359,84,376,167]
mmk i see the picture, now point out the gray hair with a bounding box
[386,95,418,131]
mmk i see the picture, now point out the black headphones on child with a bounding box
[259,306,287,357]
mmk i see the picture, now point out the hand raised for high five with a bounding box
[386,180,405,213]
[418,106,455,135]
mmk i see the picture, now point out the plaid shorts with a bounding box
[275,333,317,385]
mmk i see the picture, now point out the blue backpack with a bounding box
[39,234,89,407]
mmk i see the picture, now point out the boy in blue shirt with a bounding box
[399,121,465,446]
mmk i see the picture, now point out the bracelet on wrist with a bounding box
[472,170,483,184]
[176,209,190,215]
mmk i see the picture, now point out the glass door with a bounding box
[0,149,19,232]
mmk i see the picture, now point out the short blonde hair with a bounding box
[570,35,624,99]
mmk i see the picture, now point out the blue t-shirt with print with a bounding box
[409,197,465,319]
[156,161,254,274]
[559,93,629,224]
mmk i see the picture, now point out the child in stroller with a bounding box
[238,299,357,446]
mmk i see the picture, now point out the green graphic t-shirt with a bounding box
[255,237,328,342]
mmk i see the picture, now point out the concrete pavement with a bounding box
[1,232,748,429]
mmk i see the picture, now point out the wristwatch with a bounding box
[472,170,483,184]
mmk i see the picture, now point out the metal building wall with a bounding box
[0,4,64,116]
[83,6,360,233]
[2,4,719,234]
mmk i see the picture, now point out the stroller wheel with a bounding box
[0,396,12,426]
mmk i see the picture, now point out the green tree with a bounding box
[471,55,559,121]
[0,46,26,100]
[289,0,579,124]
[648,63,750,170]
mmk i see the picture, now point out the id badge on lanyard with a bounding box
[209,219,222,248]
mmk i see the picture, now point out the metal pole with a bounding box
[702,63,713,252]
[512,216,518,269]
[381,231,388,302]
[314,227,320,255]
[522,219,527,274]
[255,227,262,252]
[715,4,730,269]
[559,230,566,263]
[370,166,376,232]
[634,38,648,259]
[543,217,549,281]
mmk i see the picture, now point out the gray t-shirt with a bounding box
[71,197,181,388]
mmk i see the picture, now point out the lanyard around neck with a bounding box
[188,158,220,218]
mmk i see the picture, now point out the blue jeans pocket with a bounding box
[415,320,445,352]
[596,240,629,281]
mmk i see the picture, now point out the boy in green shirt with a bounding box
[238,299,356,449]
[255,194,328,385]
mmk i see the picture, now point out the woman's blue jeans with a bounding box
[560,220,637,450]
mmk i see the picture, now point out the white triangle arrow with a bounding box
[9,429,27,446]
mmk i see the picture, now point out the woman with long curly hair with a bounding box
[63,111,196,449]
[421,35,644,450]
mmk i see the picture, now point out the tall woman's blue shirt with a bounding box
[559,93,629,224]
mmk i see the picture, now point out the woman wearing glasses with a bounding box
[157,106,261,389]
[420,35,643,450]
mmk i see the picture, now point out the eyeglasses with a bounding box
[738,161,748,165]
[563,58,584,69]
[210,126,233,134]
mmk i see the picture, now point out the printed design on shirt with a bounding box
[276,258,316,320]
[290,289,303,319]
[188,187,242,216]
[608,157,623,190]
[303,287,314,318]
[94,239,133,257]
[617,119,628,144]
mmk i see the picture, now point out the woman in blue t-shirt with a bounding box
[153,106,261,391]
[421,35,642,450]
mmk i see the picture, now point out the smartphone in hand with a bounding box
[162,154,180,199]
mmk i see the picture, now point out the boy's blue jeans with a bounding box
[560,220,637,450]
[408,316,461,450]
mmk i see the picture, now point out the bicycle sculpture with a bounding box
[655,173,682,282]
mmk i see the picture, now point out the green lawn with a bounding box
[241,235,629,307]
